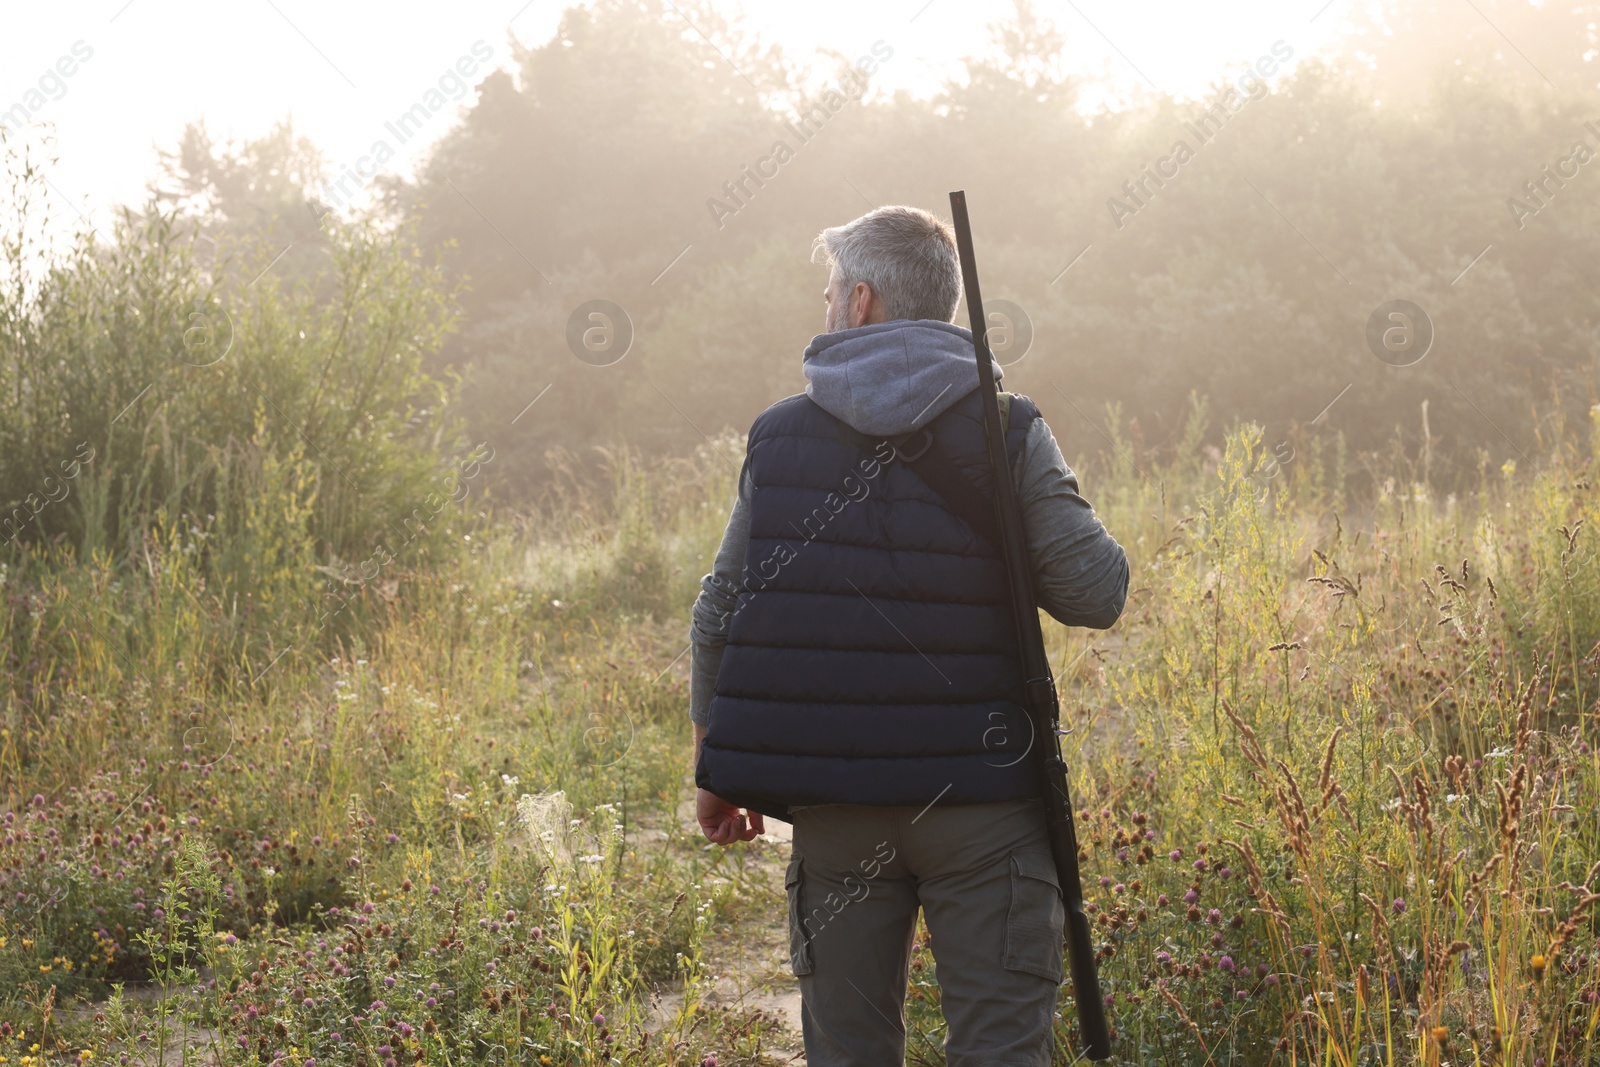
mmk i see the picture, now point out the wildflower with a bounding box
[1530,954,1547,979]
[1155,951,1171,964]
[1113,883,1126,894]
[1217,867,1232,879]
[593,1013,605,1026]
[702,1057,717,1067]
[1183,890,1199,905]
[1392,898,1406,915]
[1169,849,1183,862]
[1099,876,1111,887]
[1206,908,1222,925]
[1264,973,1279,985]
[1157,894,1169,906]
[1219,955,1235,972]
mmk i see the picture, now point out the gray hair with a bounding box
[811,205,962,323]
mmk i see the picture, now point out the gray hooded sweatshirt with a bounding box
[688,319,1129,727]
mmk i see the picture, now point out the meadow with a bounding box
[3,151,1600,1067]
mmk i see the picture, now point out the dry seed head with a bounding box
[1465,852,1502,909]
[1277,761,1311,826]
[1513,663,1544,754]
[1359,892,1390,930]
[1221,699,1268,771]
[1318,727,1341,799]
[1547,891,1600,957]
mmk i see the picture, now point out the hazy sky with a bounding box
[1,0,1344,226]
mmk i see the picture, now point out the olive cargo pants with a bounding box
[786,799,1065,1067]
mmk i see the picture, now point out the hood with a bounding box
[801,319,1003,437]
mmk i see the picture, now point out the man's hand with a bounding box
[692,722,763,843]
[697,788,764,844]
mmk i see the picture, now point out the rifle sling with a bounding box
[882,393,1011,553]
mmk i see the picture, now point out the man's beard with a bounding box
[826,289,852,333]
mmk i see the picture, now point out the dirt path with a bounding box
[651,794,804,1060]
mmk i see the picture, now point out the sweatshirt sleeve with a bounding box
[687,460,753,727]
[1014,416,1129,629]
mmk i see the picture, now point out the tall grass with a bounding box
[4,397,1599,1064]
[987,417,1600,1066]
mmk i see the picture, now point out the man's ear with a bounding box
[852,281,875,327]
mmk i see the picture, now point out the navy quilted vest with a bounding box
[696,387,1042,818]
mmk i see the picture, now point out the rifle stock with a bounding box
[948,190,1111,1061]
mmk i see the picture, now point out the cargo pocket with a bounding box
[1003,849,1065,983]
[785,854,814,977]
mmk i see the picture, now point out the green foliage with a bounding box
[0,134,462,574]
[1027,422,1600,1065]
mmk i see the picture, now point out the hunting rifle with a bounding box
[948,188,1112,1061]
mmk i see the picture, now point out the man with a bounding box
[687,205,1128,1067]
